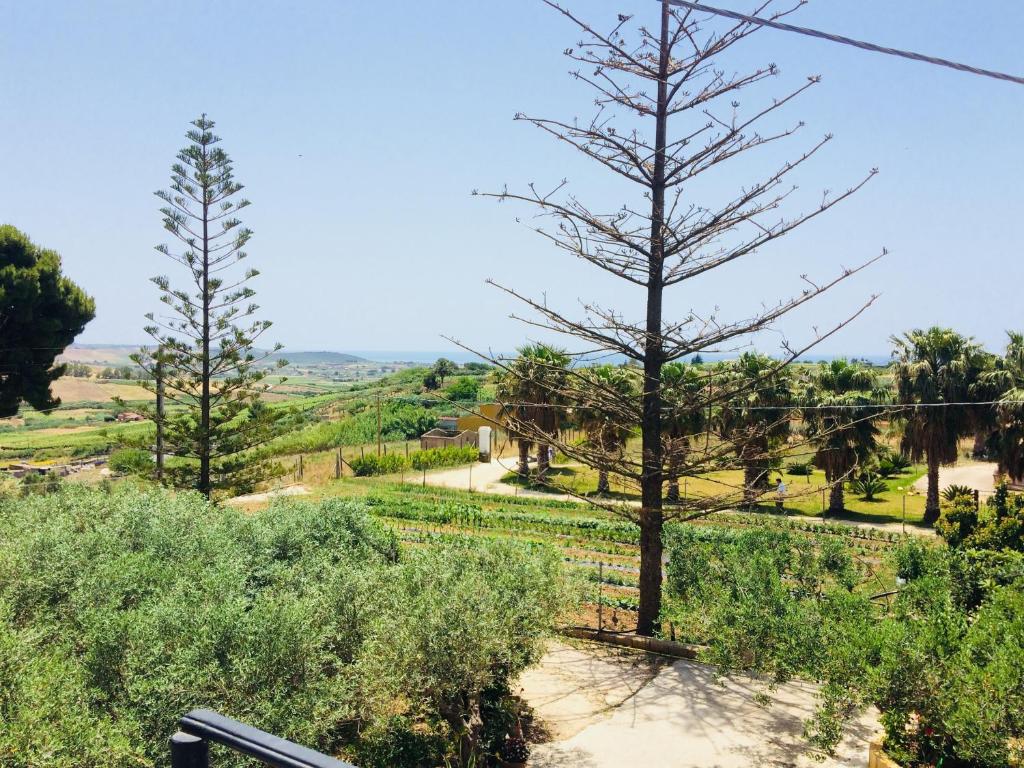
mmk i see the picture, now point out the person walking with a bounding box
[775,477,787,512]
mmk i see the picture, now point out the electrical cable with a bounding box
[665,0,1024,87]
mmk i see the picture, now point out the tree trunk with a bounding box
[155,351,164,483]
[828,480,844,516]
[743,461,761,506]
[636,0,671,639]
[199,149,212,499]
[924,456,941,524]
[597,469,610,495]
[972,428,988,459]
[538,443,551,477]
[666,476,679,503]
[438,694,482,768]
[517,439,531,481]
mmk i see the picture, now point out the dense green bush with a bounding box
[444,377,481,401]
[937,483,1024,551]
[784,460,814,476]
[663,530,1024,766]
[0,486,569,767]
[410,445,478,471]
[108,447,154,475]
[663,527,857,679]
[875,450,912,478]
[350,452,409,476]
[849,471,887,500]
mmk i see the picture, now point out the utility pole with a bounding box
[155,348,165,482]
[376,393,382,456]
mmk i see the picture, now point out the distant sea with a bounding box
[346,350,496,364]
[347,350,893,366]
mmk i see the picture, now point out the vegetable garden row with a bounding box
[354,483,906,624]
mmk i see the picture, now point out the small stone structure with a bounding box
[419,428,479,450]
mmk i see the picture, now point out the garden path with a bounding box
[520,640,880,768]
[912,461,998,497]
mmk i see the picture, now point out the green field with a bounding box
[268,478,908,630]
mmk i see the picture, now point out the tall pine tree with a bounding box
[133,115,286,498]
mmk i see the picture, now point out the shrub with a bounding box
[0,487,570,767]
[664,525,1024,766]
[444,376,480,402]
[937,483,1024,552]
[889,452,912,472]
[875,450,912,477]
[942,483,974,503]
[18,472,63,497]
[350,453,410,476]
[410,446,478,471]
[785,460,814,476]
[849,471,887,500]
[108,447,154,475]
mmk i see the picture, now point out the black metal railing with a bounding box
[170,709,357,768]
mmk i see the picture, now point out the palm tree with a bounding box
[803,359,883,515]
[495,344,570,481]
[891,327,985,524]
[716,354,794,505]
[967,349,1001,459]
[981,332,1024,482]
[574,365,638,494]
[661,362,707,503]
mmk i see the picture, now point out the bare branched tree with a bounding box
[474,0,882,635]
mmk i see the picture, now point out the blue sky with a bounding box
[2,1,1021,359]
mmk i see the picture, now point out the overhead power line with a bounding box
[496,398,1021,412]
[664,0,1024,87]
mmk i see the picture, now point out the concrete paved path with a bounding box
[912,461,998,497]
[520,641,879,768]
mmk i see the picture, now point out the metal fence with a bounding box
[170,709,357,768]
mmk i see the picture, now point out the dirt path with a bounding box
[520,640,880,768]
[406,457,577,501]
[225,484,310,505]
[913,461,998,497]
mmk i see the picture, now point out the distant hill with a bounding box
[267,351,367,365]
[58,346,368,367]
[57,345,139,366]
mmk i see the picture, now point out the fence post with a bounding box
[170,732,208,768]
[298,454,304,480]
[335,449,342,480]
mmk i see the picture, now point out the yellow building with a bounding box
[455,403,505,433]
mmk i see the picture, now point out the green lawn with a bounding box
[502,462,930,526]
